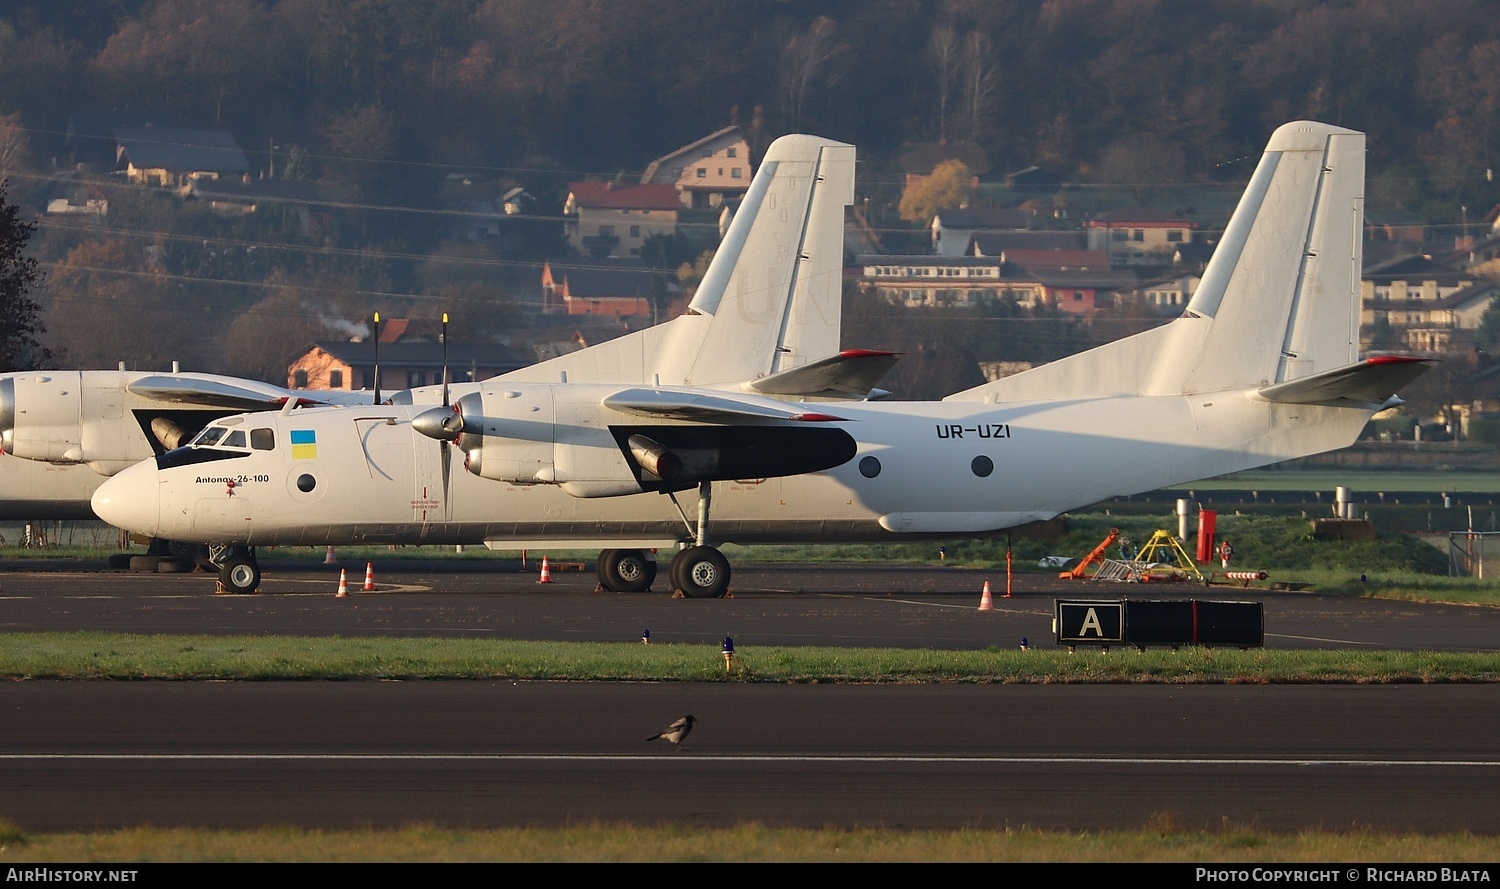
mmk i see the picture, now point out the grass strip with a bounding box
[1,633,1498,682]
[1,822,1499,862]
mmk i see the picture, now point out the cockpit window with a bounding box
[251,428,275,450]
[192,426,228,447]
[222,429,247,449]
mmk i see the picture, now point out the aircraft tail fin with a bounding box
[947,121,1366,403]
[501,135,855,389]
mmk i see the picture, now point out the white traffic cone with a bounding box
[978,580,994,611]
[324,546,338,565]
[363,562,376,591]
[336,568,349,598]
[538,555,553,584]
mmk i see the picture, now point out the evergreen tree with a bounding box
[0,181,47,371]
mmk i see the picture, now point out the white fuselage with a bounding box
[93,390,1372,548]
[0,455,105,520]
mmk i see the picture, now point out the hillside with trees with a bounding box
[0,0,1495,392]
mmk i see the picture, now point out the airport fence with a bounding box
[0,521,126,551]
[1449,531,1500,579]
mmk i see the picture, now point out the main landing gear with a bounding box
[596,548,658,593]
[668,481,731,598]
[593,481,732,598]
[210,544,261,594]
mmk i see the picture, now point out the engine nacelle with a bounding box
[0,373,85,463]
[0,371,159,475]
[451,386,647,497]
[415,380,858,499]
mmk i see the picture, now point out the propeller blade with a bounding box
[441,312,450,408]
[372,312,382,405]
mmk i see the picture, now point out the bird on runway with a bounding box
[647,715,695,750]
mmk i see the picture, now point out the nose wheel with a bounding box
[210,546,261,595]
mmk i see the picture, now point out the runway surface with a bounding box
[2,558,1499,651]
[2,681,1498,832]
[0,558,1497,833]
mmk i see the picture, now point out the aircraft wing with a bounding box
[602,388,846,423]
[126,374,371,409]
[1255,356,1434,407]
[745,349,899,399]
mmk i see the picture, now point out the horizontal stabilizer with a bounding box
[127,374,369,409]
[602,388,845,423]
[1255,356,1434,406]
[746,349,899,399]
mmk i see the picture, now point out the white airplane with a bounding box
[93,121,1429,598]
[6,133,864,573]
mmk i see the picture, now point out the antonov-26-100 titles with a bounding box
[93,121,1431,598]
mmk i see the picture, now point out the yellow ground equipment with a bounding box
[1130,530,1205,582]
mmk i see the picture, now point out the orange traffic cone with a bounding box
[324,546,337,565]
[538,555,553,584]
[363,562,376,591]
[978,580,994,611]
[336,568,349,598]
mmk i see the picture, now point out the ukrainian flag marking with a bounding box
[290,429,317,460]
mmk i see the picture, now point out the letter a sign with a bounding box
[1055,600,1125,644]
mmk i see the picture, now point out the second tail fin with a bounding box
[948,120,1365,403]
[502,135,856,390]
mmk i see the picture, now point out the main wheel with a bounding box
[670,546,730,598]
[597,548,656,593]
[218,557,261,595]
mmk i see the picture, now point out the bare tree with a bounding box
[0,112,31,180]
[928,24,960,142]
[780,16,845,132]
[959,31,1001,143]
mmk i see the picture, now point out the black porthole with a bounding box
[971,455,993,478]
[297,473,317,493]
[858,455,881,478]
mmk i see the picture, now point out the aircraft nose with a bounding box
[91,458,161,537]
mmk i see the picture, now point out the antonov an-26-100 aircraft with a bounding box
[93,121,1431,597]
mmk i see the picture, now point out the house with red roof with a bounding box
[564,181,680,258]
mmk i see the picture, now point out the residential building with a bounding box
[640,126,752,209]
[287,339,526,392]
[1084,208,1196,268]
[564,181,680,258]
[189,177,328,236]
[1361,254,1499,353]
[967,230,1085,257]
[929,207,1037,256]
[1137,274,1201,316]
[541,259,672,317]
[858,253,1131,318]
[114,127,250,190]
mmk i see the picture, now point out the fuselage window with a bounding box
[971,455,994,477]
[858,455,881,478]
[222,430,247,449]
[251,428,275,450]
